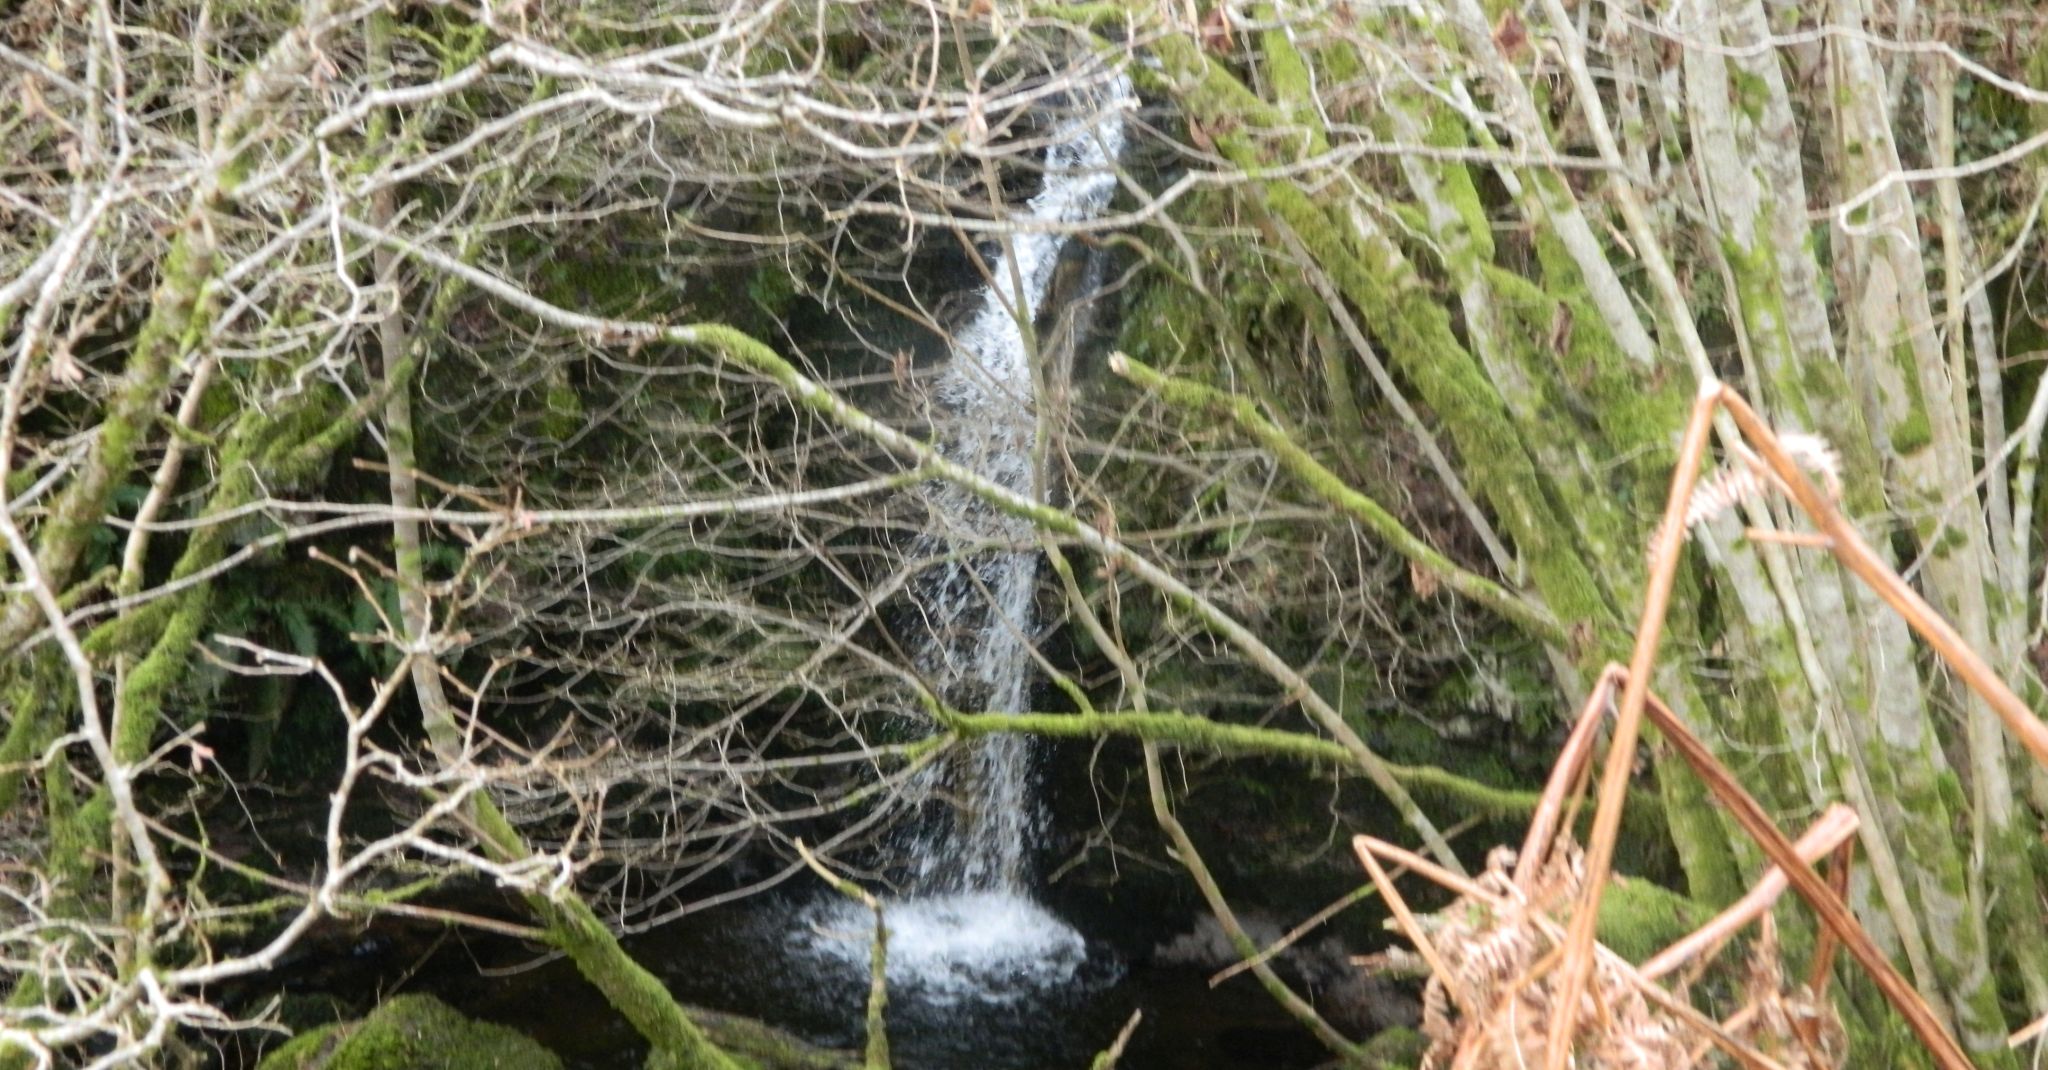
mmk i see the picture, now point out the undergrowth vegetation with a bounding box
[2,0,2048,1067]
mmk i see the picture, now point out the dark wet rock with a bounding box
[1151,914,1419,1037]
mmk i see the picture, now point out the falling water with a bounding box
[802,71,1132,1001]
[899,76,1132,896]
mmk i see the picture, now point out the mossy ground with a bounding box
[256,994,562,1070]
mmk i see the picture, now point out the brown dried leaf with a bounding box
[1409,559,1441,600]
[1494,9,1528,58]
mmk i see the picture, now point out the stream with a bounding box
[427,888,1338,1070]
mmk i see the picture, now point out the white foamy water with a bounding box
[801,891,1091,1005]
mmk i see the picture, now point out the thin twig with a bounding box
[1639,805,1859,982]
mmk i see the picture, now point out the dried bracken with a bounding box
[1405,846,1696,1070]
[1725,920,1847,1070]
[1351,384,2048,1070]
[1650,432,1844,553]
[1363,821,1848,1070]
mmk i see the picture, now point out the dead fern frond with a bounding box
[1362,843,1708,1070]
[1653,432,1843,552]
[1698,917,1848,1070]
[1360,833,1847,1070]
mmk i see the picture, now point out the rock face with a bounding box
[1152,914,1420,1038]
[256,994,563,1070]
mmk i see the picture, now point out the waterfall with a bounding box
[800,71,1131,1002]
[899,73,1132,895]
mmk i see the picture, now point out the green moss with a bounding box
[466,799,743,1070]
[256,1023,345,1070]
[0,224,214,654]
[0,703,41,814]
[1288,185,1611,636]
[256,995,561,1070]
[1114,354,1564,643]
[1717,235,1799,387]
[86,378,366,768]
[43,751,91,917]
[1595,875,1715,965]
[541,367,584,442]
[746,265,799,322]
[1935,768,1968,821]
[1461,259,1665,658]
[539,254,664,318]
[1350,1026,1427,1069]
[1419,108,1495,268]
[259,386,351,486]
[0,652,67,813]
[1889,410,1932,454]
[1652,744,1745,905]
[1730,67,1770,121]
[1256,4,1321,132]
[687,1008,857,1070]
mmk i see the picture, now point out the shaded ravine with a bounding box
[799,71,1135,1005]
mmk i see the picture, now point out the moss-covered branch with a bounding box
[0,0,349,660]
[795,843,888,1070]
[941,708,1666,840]
[355,217,1464,872]
[366,81,740,1060]
[467,799,742,1070]
[0,231,211,657]
[687,1008,860,1070]
[1130,29,1617,651]
[1110,352,1565,645]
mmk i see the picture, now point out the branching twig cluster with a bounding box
[1,2,1156,1063]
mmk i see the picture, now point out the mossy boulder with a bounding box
[690,1007,858,1070]
[1596,875,1716,965]
[1349,1025,1427,1069]
[257,993,562,1070]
